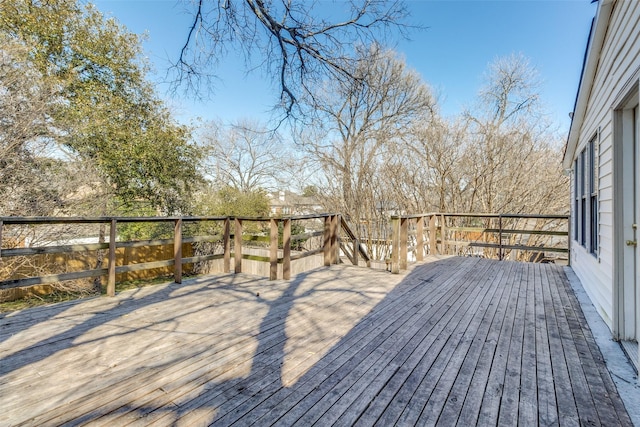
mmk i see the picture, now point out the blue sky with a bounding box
[91,0,597,133]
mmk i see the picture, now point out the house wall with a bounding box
[571,0,640,329]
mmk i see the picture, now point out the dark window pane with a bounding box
[581,198,586,246]
[589,139,595,194]
[590,195,598,254]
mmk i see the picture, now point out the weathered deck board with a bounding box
[410,259,506,425]
[475,257,523,426]
[534,263,558,426]
[454,260,517,426]
[431,259,513,425]
[0,257,633,426]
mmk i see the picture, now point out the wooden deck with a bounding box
[0,257,633,426]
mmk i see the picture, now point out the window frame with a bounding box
[574,157,580,243]
[580,148,587,247]
[589,135,598,256]
[573,131,599,256]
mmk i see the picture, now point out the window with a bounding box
[574,158,579,242]
[589,137,598,255]
[574,132,598,255]
[580,149,586,247]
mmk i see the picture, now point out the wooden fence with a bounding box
[389,213,569,273]
[0,214,344,298]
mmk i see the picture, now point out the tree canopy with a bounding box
[0,0,568,239]
[0,0,202,215]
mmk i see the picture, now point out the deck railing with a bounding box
[0,212,570,299]
[389,213,570,273]
[0,214,345,298]
[338,216,372,268]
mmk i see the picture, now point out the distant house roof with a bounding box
[563,0,615,168]
[266,190,324,215]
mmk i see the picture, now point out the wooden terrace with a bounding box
[0,256,633,426]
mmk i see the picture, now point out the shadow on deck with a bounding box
[0,257,634,426]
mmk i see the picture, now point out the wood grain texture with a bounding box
[0,257,632,426]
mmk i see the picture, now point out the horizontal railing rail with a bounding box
[390,212,570,273]
[0,214,345,297]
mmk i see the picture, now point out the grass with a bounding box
[0,276,184,313]
[0,289,97,312]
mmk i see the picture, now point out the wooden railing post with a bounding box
[174,219,183,284]
[324,216,332,266]
[567,216,572,266]
[107,219,117,297]
[440,214,447,254]
[269,218,278,280]
[400,217,408,270]
[498,214,503,261]
[283,218,291,279]
[223,217,231,273]
[391,216,400,273]
[353,237,359,266]
[332,215,339,264]
[0,219,3,260]
[429,215,437,255]
[234,218,242,273]
[416,216,424,261]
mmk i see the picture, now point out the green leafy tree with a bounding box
[0,34,63,216]
[197,185,270,218]
[0,0,202,215]
[302,185,319,197]
[190,184,271,241]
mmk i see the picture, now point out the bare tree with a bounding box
[388,117,468,213]
[176,0,411,116]
[200,119,293,192]
[299,45,436,259]
[461,53,568,214]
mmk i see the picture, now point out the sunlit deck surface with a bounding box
[0,256,633,426]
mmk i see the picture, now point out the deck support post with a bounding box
[440,214,447,254]
[269,218,278,280]
[567,214,572,266]
[498,215,503,261]
[234,218,242,273]
[325,215,339,266]
[107,219,117,297]
[174,219,183,284]
[324,216,332,266]
[223,218,231,273]
[391,216,400,273]
[400,217,408,270]
[332,215,339,264]
[429,215,437,255]
[353,237,359,266]
[416,216,424,262]
[283,218,291,280]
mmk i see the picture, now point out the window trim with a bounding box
[580,148,587,247]
[574,131,599,257]
[589,133,599,256]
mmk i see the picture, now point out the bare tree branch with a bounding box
[173,0,414,117]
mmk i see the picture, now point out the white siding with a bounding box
[570,0,640,329]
